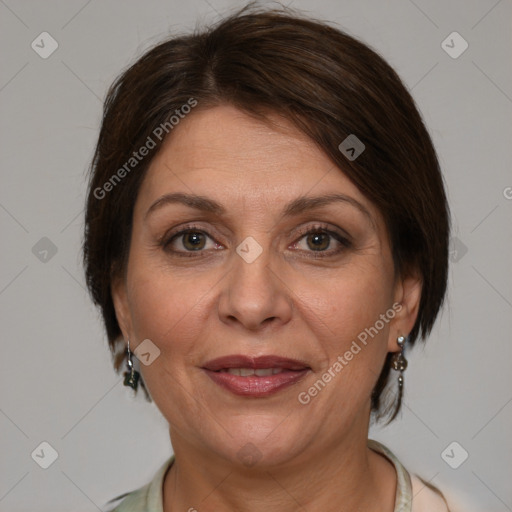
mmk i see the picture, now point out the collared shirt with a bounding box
[107,439,452,512]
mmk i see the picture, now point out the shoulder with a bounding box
[410,473,452,512]
[106,481,153,512]
[367,439,456,512]
[105,455,175,512]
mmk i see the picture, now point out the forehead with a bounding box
[136,104,379,223]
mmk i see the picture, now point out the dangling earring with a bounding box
[391,335,408,388]
[123,339,140,391]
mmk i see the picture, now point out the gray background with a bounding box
[1,0,511,510]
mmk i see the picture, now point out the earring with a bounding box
[123,339,140,391]
[391,335,408,389]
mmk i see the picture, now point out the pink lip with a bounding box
[202,355,311,398]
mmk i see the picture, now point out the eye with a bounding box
[291,224,351,256]
[161,225,221,256]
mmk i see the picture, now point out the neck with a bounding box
[163,419,396,512]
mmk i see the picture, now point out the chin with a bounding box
[211,416,309,469]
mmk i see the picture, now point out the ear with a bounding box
[111,273,134,344]
[387,271,422,352]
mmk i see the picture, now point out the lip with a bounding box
[202,354,311,397]
[202,354,310,371]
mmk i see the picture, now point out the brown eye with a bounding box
[305,232,330,251]
[181,231,206,251]
[162,227,217,255]
[291,225,351,258]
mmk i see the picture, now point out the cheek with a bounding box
[125,269,211,416]
[304,262,394,342]
[128,273,200,346]
[297,267,394,401]
[128,276,174,338]
[125,254,221,365]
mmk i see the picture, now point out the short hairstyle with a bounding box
[83,3,450,423]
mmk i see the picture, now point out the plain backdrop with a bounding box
[0,0,511,511]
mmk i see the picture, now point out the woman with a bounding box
[84,4,454,511]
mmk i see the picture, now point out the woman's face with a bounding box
[113,104,420,467]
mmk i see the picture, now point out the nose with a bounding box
[217,239,293,332]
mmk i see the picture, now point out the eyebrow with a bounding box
[145,192,375,226]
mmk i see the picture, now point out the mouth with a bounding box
[201,355,311,397]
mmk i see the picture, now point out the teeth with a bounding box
[223,368,285,376]
[256,368,281,376]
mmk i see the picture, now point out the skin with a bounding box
[112,104,422,512]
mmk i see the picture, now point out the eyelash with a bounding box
[159,223,351,259]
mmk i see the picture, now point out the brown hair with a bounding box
[83,2,450,423]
